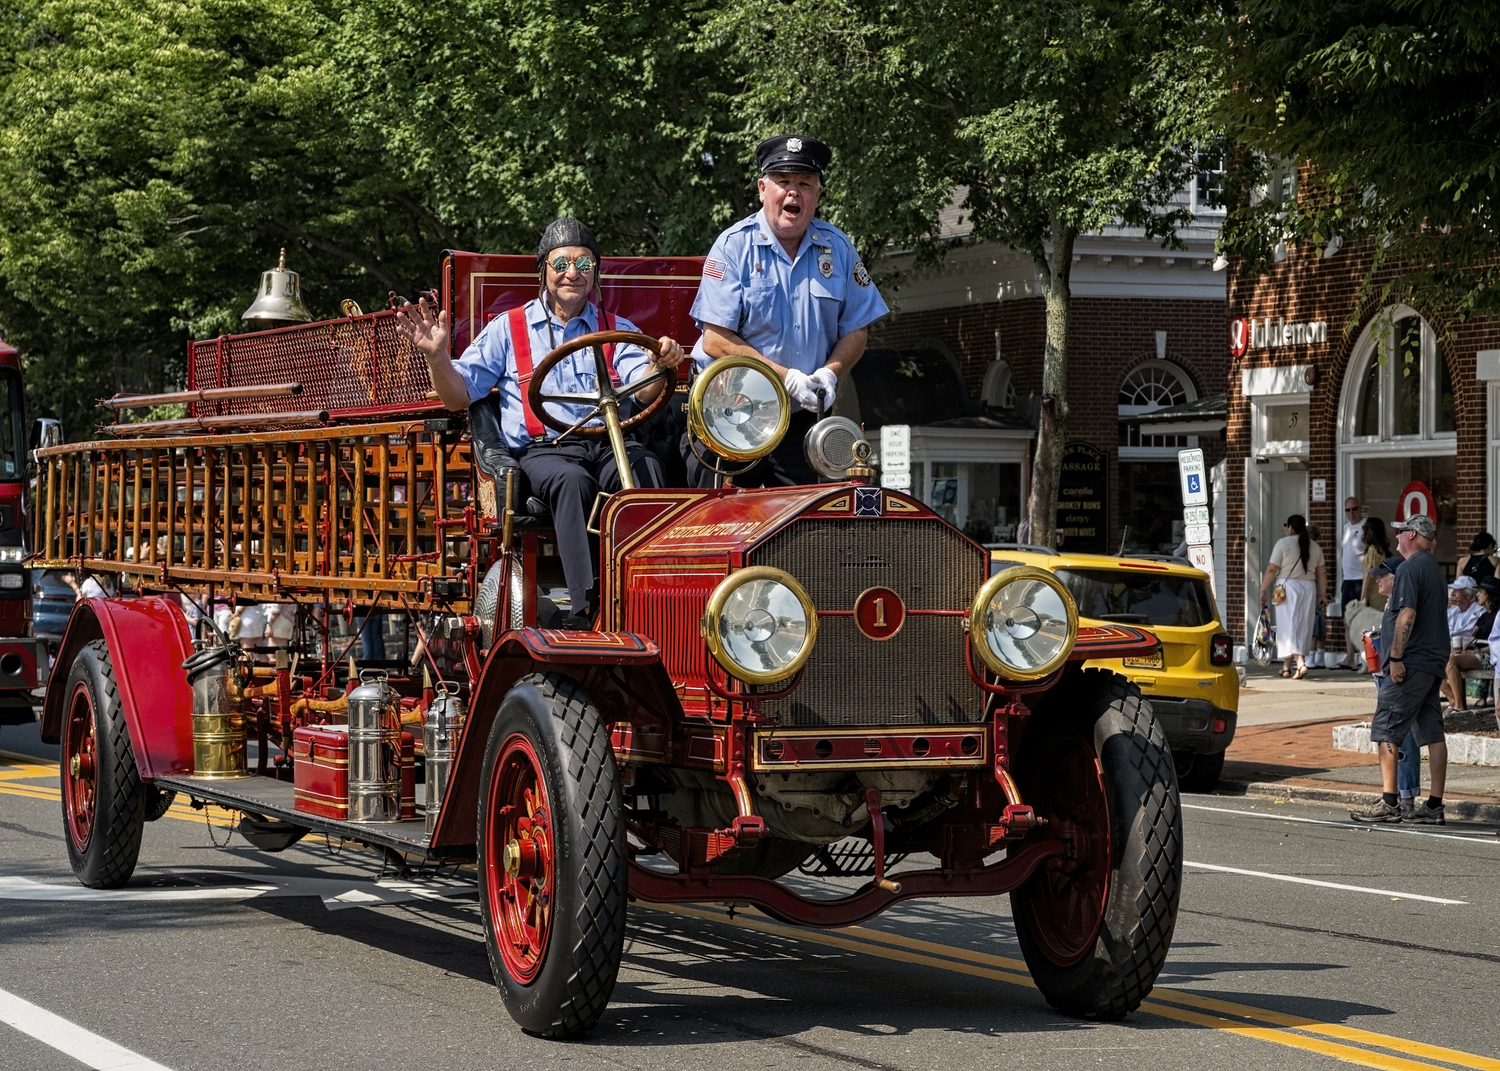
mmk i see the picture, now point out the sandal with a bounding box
[1293,665,1310,680]
[1280,669,1292,678]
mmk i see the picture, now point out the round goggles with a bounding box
[548,254,595,275]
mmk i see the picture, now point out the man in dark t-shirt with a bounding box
[1352,514,1451,825]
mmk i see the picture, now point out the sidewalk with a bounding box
[1210,659,1500,823]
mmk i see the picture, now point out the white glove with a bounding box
[783,368,820,412]
[808,367,838,412]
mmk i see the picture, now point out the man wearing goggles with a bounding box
[397,215,685,627]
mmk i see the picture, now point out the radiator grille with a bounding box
[752,518,985,728]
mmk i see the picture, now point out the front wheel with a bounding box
[477,672,626,1038]
[1010,668,1182,1019]
[1174,749,1225,794]
[60,640,145,888]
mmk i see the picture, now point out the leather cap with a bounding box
[537,216,601,267]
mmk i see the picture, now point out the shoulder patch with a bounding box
[853,260,872,287]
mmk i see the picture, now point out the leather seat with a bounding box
[467,396,551,527]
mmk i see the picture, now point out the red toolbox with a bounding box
[293,724,415,820]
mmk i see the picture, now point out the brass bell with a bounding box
[240,248,314,324]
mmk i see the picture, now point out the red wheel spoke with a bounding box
[484,734,557,985]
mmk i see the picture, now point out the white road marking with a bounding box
[1184,860,1468,904]
[0,874,475,911]
[0,984,176,1070]
[1184,801,1500,844]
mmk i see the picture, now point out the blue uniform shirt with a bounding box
[690,209,888,374]
[454,298,653,452]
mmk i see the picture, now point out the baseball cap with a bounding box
[1392,514,1437,540]
[1368,555,1404,578]
[1450,575,1478,591]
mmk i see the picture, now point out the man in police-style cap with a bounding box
[684,134,889,487]
[396,216,685,627]
[1351,513,1451,824]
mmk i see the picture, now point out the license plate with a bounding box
[1123,651,1164,670]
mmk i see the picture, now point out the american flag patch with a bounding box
[703,258,725,280]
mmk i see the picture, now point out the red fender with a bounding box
[429,628,684,848]
[40,597,195,780]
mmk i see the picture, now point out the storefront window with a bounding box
[1119,461,1184,554]
[925,461,1024,542]
[1340,307,1460,577]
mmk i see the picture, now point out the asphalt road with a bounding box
[1,721,1498,1071]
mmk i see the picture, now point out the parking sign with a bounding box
[1177,448,1207,508]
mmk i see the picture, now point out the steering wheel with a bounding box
[526,330,678,438]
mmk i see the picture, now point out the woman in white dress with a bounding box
[1258,514,1327,679]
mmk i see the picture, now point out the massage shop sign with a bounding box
[1229,314,1329,357]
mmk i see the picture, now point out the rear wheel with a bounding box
[478,672,625,1038]
[1174,749,1225,793]
[60,640,145,889]
[1011,668,1181,1019]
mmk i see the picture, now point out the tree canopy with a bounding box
[1217,0,1500,315]
[703,0,1213,542]
[0,0,752,438]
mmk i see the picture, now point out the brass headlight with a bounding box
[969,567,1078,680]
[702,566,817,684]
[688,355,791,461]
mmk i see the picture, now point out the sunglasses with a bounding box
[1345,506,1362,513]
[548,254,595,275]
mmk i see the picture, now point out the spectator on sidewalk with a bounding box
[1351,515,1450,825]
[1441,575,1499,711]
[1456,531,1499,586]
[1339,496,1366,613]
[1367,556,1423,816]
[1259,514,1326,679]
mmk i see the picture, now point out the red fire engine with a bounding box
[37,252,1182,1037]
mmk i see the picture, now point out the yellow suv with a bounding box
[989,545,1239,791]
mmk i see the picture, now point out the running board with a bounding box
[153,774,470,860]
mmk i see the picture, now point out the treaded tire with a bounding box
[1011,668,1182,1019]
[143,785,177,822]
[1174,749,1225,794]
[60,640,145,889]
[478,672,625,1038]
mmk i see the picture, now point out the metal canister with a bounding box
[181,642,247,779]
[424,682,467,835]
[347,670,400,822]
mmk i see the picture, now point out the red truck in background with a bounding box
[0,334,47,725]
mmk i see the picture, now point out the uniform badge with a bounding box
[853,260,872,287]
[817,248,833,279]
[853,487,882,516]
[787,137,803,152]
[704,258,725,280]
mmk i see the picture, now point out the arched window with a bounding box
[1119,361,1195,450]
[1117,361,1197,554]
[981,358,1015,409]
[1338,306,1458,569]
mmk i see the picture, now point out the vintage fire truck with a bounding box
[37,251,1181,1037]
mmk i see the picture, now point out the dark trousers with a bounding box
[1340,578,1362,611]
[517,438,663,617]
[682,409,821,488]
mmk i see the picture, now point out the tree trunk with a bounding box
[1025,206,1077,549]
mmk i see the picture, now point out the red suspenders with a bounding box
[508,304,622,441]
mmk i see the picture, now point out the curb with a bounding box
[1213,777,1500,824]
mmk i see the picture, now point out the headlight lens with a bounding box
[688,355,790,461]
[703,566,817,684]
[969,567,1078,680]
[0,547,24,563]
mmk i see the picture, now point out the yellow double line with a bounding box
[649,905,1497,1069]
[0,756,234,828]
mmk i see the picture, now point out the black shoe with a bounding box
[1409,801,1445,825]
[1350,799,1403,823]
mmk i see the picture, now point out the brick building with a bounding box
[1224,240,1500,650]
[847,217,1229,564]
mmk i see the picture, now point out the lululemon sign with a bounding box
[1397,480,1437,523]
[1230,317,1250,358]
